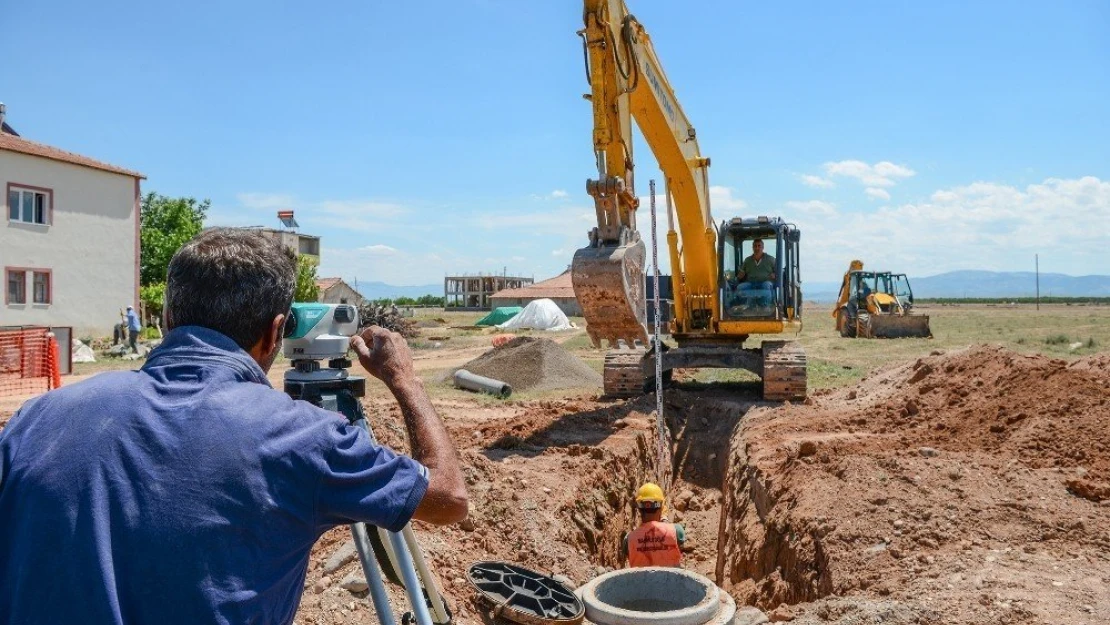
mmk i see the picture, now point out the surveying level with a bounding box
[284,303,452,625]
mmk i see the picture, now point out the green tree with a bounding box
[294,255,320,302]
[140,193,209,286]
[140,282,167,317]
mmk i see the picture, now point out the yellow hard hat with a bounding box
[635,482,665,507]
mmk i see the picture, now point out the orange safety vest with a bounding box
[626,521,682,568]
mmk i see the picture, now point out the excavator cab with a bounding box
[717,217,802,322]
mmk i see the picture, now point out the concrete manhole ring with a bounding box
[577,567,735,625]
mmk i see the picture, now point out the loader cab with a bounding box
[890,273,915,311]
[718,216,802,322]
[848,270,880,307]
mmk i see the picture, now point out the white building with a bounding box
[1,110,144,337]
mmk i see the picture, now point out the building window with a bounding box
[6,269,26,304]
[33,271,51,304]
[7,185,52,225]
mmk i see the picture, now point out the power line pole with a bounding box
[1035,254,1040,310]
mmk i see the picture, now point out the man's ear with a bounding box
[265,314,286,353]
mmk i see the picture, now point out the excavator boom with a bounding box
[571,0,807,400]
[572,0,714,348]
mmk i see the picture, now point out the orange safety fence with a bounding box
[0,327,62,398]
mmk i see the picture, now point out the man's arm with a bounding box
[351,327,468,526]
[738,256,752,281]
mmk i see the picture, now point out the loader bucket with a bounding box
[571,240,649,348]
[865,314,933,339]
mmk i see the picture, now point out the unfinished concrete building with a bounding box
[444,273,532,310]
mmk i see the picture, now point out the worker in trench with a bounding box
[622,482,686,567]
[0,228,468,625]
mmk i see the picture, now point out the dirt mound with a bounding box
[1069,351,1110,374]
[719,345,1110,621]
[835,345,1109,476]
[457,337,602,393]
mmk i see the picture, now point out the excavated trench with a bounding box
[563,388,833,610]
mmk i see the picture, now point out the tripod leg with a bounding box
[401,526,450,624]
[351,523,397,625]
[387,531,435,625]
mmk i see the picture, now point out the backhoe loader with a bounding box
[570,0,806,400]
[833,261,932,338]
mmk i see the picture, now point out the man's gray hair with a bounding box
[165,228,297,351]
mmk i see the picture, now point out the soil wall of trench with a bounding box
[561,399,673,569]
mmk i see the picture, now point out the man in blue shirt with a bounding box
[125,304,142,353]
[0,228,468,625]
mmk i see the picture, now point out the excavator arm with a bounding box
[573,0,717,346]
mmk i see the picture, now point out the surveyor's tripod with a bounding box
[286,366,452,625]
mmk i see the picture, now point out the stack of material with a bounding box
[476,307,522,327]
[457,337,601,393]
[357,304,420,338]
[497,299,574,331]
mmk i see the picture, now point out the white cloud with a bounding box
[784,200,838,217]
[793,175,1109,284]
[532,189,572,201]
[360,244,397,255]
[709,186,748,212]
[551,249,566,256]
[822,160,916,188]
[865,187,891,201]
[799,174,835,189]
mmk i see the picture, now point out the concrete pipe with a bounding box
[577,568,736,625]
[453,369,512,399]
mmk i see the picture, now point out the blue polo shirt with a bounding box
[0,326,429,625]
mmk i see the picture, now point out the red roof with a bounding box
[316,277,342,291]
[491,271,575,300]
[0,131,144,179]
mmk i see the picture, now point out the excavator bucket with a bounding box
[571,240,649,348]
[864,314,933,339]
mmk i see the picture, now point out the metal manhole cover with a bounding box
[466,561,584,625]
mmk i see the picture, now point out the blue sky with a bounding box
[4,0,1108,287]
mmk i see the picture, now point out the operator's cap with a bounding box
[635,482,665,509]
[126,305,133,310]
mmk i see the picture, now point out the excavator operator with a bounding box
[737,239,776,290]
[622,483,685,568]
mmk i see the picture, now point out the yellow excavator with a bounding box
[570,0,806,400]
[833,260,932,338]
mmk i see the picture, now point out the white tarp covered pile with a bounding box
[72,339,96,363]
[497,298,575,331]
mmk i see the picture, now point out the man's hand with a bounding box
[349,325,468,526]
[350,326,416,389]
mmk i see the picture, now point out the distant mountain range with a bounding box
[356,281,441,300]
[805,271,1110,301]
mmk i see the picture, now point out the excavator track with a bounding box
[762,340,807,401]
[603,346,647,398]
[571,241,649,348]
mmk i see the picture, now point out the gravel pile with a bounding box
[457,337,601,393]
